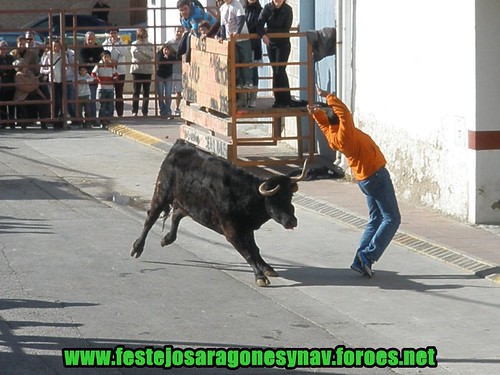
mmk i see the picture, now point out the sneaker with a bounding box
[242,83,253,89]
[357,252,373,278]
[174,109,181,116]
[350,259,365,276]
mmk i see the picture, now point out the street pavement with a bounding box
[1,121,500,375]
[107,116,500,285]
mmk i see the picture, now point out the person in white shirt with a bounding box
[130,28,154,116]
[102,28,128,116]
[76,66,96,128]
[217,0,253,90]
[39,39,67,129]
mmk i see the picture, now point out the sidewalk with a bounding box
[107,116,500,284]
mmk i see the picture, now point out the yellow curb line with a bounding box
[107,124,162,146]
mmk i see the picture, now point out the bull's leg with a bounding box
[160,207,186,247]
[247,232,279,278]
[224,227,270,287]
[131,182,170,258]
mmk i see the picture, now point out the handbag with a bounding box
[39,56,62,82]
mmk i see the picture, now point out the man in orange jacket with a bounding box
[308,85,401,277]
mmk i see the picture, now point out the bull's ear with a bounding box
[291,182,299,193]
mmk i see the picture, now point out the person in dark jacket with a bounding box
[156,43,178,118]
[79,32,104,125]
[0,40,16,128]
[245,0,262,107]
[256,0,293,108]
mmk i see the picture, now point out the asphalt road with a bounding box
[1,130,499,374]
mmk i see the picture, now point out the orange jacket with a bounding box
[313,94,386,181]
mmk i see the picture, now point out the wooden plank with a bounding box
[190,35,229,56]
[180,124,232,160]
[181,103,232,136]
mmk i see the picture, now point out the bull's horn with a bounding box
[291,159,308,182]
[258,182,281,197]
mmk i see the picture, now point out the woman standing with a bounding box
[40,39,67,129]
[156,43,177,118]
[130,28,154,116]
[256,0,293,108]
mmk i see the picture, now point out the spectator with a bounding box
[130,28,154,116]
[92,50,118,127]
[198,20,212,39]
[102,28,128,117]
[76,66,95,128]
[177,0,217,37]
[92,0,111,23]
[38,40,52,100]
[25,30,44,59]
[156,43,177,118]
[13,58,50,130]
[244,0,263,108]
[167,26,184,116]
[79,32,104,125]
[0,40,16,129]
[256,0,293,108]
[10,35,39,75]
[217,0,253,108]
[40,39,67,130]
[65,44,77,124]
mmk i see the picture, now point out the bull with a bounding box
[131,139,307,287]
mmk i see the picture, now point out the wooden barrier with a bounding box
[180,34,315,166]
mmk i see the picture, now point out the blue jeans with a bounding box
[356,167,401,263]
[157,77,173,116]
[89,83,98,122]
[235,40,253,86]
[98,88,114,119]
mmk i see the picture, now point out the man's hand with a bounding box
[262,34,270,46]
[307,104,321,115]
[315,84,331,98]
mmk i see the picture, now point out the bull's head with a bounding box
[258,160,307,229]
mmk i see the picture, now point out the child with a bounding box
[92,50,118,127]
[76,66,95,128]
[198,20,212,39]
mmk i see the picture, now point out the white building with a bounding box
[147,0,500,225]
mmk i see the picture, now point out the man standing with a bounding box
[79,32,104,125]
[102,28,128,116]
[308,85,401,277]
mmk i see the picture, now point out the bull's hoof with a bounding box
[160,234,175,247]
[255,277,270,287]
[264,269,279,277]
[130,244,143,258]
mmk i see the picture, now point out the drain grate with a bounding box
[294,193,497,280]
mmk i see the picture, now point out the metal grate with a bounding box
[293,193,498,281]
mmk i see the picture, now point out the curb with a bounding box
[107,124,500,285]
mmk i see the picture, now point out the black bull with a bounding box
[131,140,307,287]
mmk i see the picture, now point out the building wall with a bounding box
[353,0,479,221]
[472,0,500,224]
